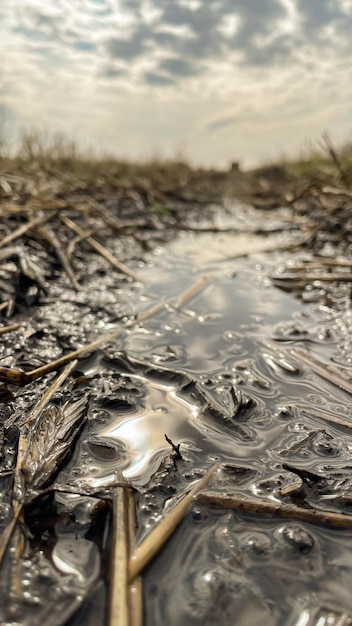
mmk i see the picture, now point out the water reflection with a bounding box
[98,379,199,481]
[81,230,352,490]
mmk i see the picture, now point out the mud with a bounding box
[0,163,351,625]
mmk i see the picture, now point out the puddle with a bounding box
[166,230,291,266]
[96,377,200,482]
[2,227,352,625]
[144,508,352,626]
[65,228,351,496]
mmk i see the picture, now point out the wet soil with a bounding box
[0,162,352,625]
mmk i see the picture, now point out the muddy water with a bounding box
[64,229,352,625]
[2,227,352,626]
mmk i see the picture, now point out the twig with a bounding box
[108,474,142,626]
[291,349,352,395]
[109,474,130,626]
[128,464,219,581]
[311,257,352,268]
[61,215,141,283]
[321,185,352,197]
[128,489,143,626]
[272,273,352,283]
[164,434,182,459]
[26,359,79,426]
[39,224,80,290]
[174,274,209,308]
[297,405,352,431]
[196,491,352,528]
[0,212,55,249]
[0,331,123,386]
[0,323,22,335]
[0,500,22,566]
[66,231,95,262]
[0,274,211,387]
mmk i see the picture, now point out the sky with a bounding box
[1,0,352,168]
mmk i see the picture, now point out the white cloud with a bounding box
[1,0,351,166]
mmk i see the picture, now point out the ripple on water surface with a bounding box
[4,229,351,626]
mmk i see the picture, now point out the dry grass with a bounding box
[287,136,352,186]
[0,129,193,184]
[1,128,351,200]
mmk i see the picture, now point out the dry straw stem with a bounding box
[291,349,352,396]
[273,273,352,283]
[129,464,219,582]
[322,185,352,197]
[109,478,130,626]
[174,274,210,308]
[298,405,352,432]
[128,491,143,626]
[0,500,22,567]
[297,258,352,269]
[66,230,95,262]
[0,323,22,335]
[0,212,55,249]
[39,223,80,290]
[0,274,211,387]
[109,475,142,626]
[196,491,352,528]
[61,215,141,283]
[0,330,124,386]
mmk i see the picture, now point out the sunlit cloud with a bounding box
[1,0,351,166]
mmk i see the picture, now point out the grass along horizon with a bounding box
[0,127,352,187]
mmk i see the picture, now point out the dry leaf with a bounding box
[21,395,88,490]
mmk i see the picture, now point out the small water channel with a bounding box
[3,225,352,626]
[67,228,352,625]
[80,230,351,484]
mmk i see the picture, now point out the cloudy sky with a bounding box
[1,0,352,167]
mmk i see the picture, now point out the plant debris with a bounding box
[0,147,352,625]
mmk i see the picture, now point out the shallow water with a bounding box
[82,232,351,485]
[67,229,352,624]
[1,227,352,625]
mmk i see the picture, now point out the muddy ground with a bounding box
[0,158,352,625]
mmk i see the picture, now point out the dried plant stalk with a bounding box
[129,465,219,581]
[61,215,141,282]
[0,501,22,566]
[127,487,143,626]
[29,359,79,421]
[303,258,352,268]
[109,476,130,626]
[0,212,55,249]
[0,323,22,335]
[0,274,212,387]
[39,223,80,290]
[292,349,352,395]
[320,131,348,185]
[196,491,352,528]
[174,274,210,308]
[298,405,352,431]
[273,273,352,283]
[0,332,122,386]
